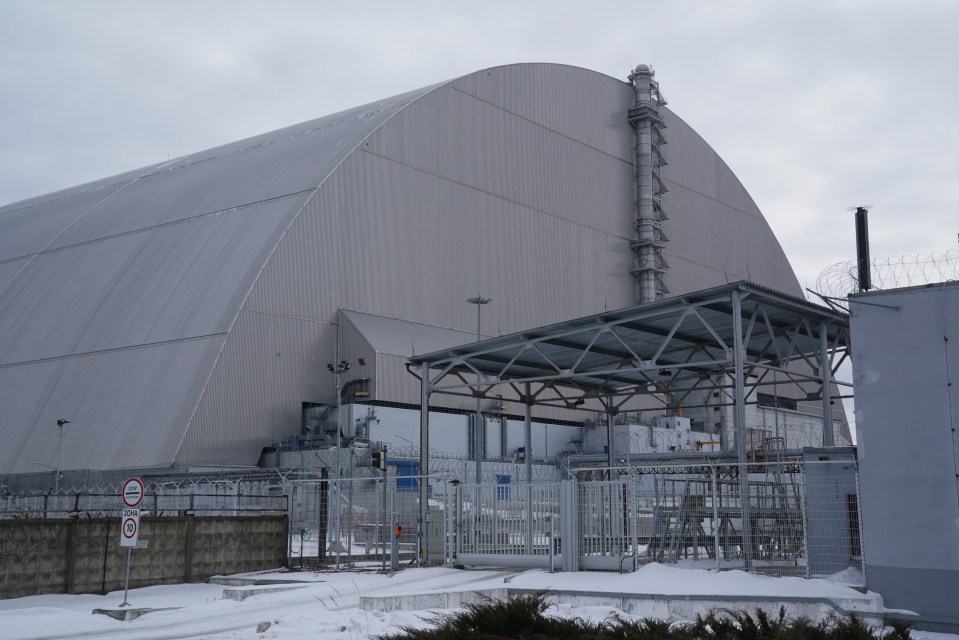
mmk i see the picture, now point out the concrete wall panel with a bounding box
[0,517,288,599]
[850,282,959,628]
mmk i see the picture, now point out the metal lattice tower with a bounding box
[627,64,669,303]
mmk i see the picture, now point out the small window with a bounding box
[756,392,797,411]
[342,378,371,402]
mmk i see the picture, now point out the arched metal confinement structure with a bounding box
[408,281,851,564]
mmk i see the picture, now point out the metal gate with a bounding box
[448,461,864,584]
[453,481,563,570]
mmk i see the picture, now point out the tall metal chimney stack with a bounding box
[854,206,872,292]
[627,64,669,303]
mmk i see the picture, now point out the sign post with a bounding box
[118,478,143,607]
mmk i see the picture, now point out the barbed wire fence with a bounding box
[0,473,293,520]
[816,249,959,299]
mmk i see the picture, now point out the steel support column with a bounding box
[560,479,575,572]
[820,321,835,446]
[524,382,533,483]
[731,289,753,570]
[467,296,490,485]
[474,410,483,485]
[606,405,616,473]
[418,361,430,566]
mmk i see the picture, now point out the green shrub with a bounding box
[374,594,910,640]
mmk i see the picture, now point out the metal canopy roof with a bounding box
[408,286,850,569]
[410,281,851,410]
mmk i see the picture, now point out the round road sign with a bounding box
[121,515,138,541]
[122,477,144,508]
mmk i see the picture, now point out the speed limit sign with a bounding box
[120,508,140,547]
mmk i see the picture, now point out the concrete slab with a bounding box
[210,576,316,587]
[92,607,179,621]
[221,585,308,601]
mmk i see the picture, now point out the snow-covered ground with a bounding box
[0,565,954,640]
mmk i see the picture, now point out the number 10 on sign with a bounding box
[120,508,140,547]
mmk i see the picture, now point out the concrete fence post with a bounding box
[184,516,196,583]
[99,520,110,594]
[64,518,79,594]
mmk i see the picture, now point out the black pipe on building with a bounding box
[854,206,872,292]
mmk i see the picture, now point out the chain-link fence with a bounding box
[283,447,562,569]
[287,469,454,569]
[2,458,863,584]
[803,459,864,582]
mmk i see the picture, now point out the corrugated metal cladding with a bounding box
[245,149,635,330]
[0,257,29,292]
[1,63,809,472]
[181,309,335,465]
[0,78,432,473]
[341,310,479,358]
[338,312,380,402]
[0,336,224,473]
[374,353,424,409]
[338,310,485,412]
[45,96,435,251]
[365,84,633,239]
[660,110,800,295]
[450,64,634,163]
[0,160,169,222]
[0,186,123,262]
[0,194,309,366]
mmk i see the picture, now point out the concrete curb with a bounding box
[222,585,308,601]
[360,588,510,612]
[210,576,315,587]
[359,586,885,624]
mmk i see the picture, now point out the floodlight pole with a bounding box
[54,419,69,493]
[381,446,388,571]
[466,295,490,485]
[328,360,351,570]
[418,361,430,567]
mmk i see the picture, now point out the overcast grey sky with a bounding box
[1,0,956,292]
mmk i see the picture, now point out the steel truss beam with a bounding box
[410,301,849,405]
[408,283,850,438]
